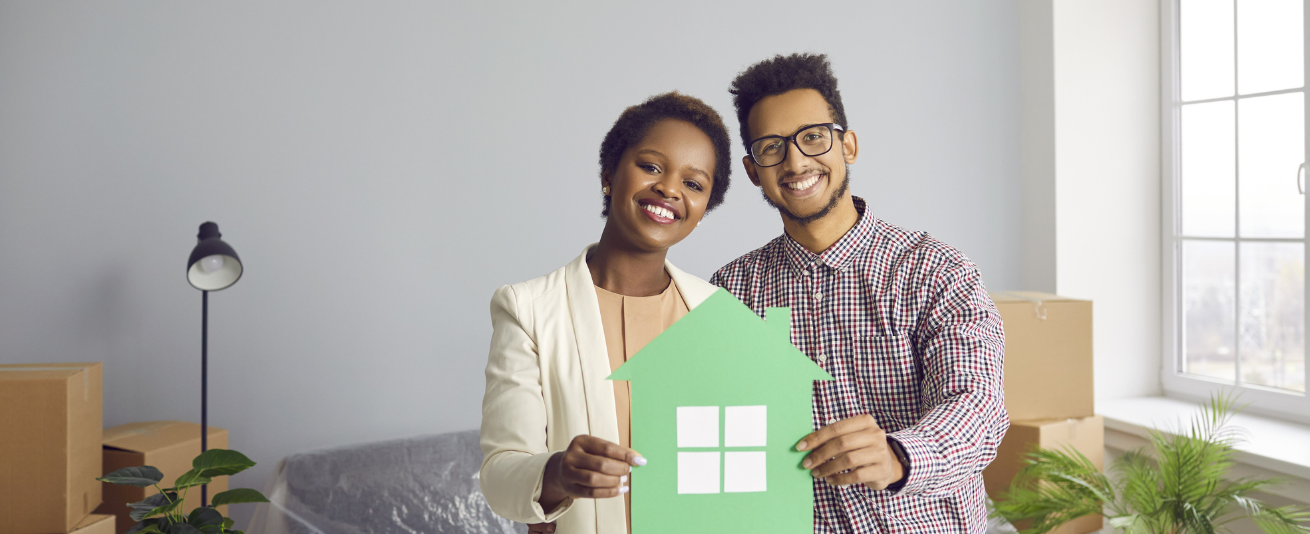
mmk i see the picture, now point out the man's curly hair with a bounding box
[729,53,848,152]
[598,92,732,217]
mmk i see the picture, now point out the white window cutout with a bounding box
[724,405,767,447]
[677,452,721,494]
[676,406,719,448]
[723,451,767,493]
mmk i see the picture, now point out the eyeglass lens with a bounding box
[751,125,835,167]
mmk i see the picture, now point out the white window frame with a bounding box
[1159,0,1310,425]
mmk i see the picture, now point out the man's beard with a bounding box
[761,165,851,226]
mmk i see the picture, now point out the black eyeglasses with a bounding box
[748,123,845,167]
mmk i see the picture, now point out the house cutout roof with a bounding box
[608,288,833,383]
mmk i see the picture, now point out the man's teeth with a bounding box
[787,175,822,190]
[642,204,675,219]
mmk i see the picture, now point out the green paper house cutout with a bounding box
[608,288,834,534]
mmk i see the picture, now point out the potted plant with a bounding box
[97,448,269,534]
[990,394,1310,533]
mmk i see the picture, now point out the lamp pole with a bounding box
[201,289,209,506]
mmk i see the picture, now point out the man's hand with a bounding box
[538,435,644,512]
[796,414,905,490]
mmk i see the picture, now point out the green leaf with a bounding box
[186,507,226,534]
[209,488,269,507]
[98,466,165,487]
[169,524,203,534]
[192,449,256,477]
[126,519,167,534]
[128,492,181,521]
[173,469,212,490]
[187,507,224,527]
[221,518,234,530]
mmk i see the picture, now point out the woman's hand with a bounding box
[538,435,645,512]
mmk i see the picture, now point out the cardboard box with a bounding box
[985,415,1105,534]
[70,514,115,534]
[95,422,228,534]
[0,363,104,534]
[990,292,1094,421]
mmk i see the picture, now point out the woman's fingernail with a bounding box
[802,459,812,468]
[797,441,808,451]
[620,475,628,484]
[619,485,630,494]
[633,456,647,466]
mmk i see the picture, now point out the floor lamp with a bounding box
[185,221,242,506]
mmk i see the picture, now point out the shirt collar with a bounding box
[781,196,876,274]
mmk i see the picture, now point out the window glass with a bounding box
[1182,100,1236,237]
[1183,240,1237,381]
[1238,93,1305,238]
[1182,0,1235,101]
[1239,242,1306,392]
[1237,0,1304,95]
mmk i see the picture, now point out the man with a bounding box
[710,53,1008,533]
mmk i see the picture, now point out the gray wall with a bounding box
[0,1,1021,526]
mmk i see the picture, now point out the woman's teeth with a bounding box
[643,204,675,219]
[787,175,821,190]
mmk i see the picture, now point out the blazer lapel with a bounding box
[564,244,620,444]
[564,243,625,533]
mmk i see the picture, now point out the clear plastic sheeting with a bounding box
[249,429,522,534]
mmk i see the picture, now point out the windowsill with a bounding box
[1100,396,1310,503]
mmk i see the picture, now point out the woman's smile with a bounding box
[638,199,680,224]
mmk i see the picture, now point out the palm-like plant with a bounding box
[990,394,1310,533]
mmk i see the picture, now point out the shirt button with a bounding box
[827,418,838,425]
[813,292,823,301]
[816,353,827,364]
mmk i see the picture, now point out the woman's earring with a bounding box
[696,221,701,227]
[602,186,610,195]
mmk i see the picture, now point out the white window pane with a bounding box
[1239,242,1305,393]
[1238,93,1305,238]
[1237,0,1304,94]
[677,452,720,494]
[1182,0,1236,101]
[723,451,767,493]
[676,406,719,448]
[1183,240,1237,382]
[1182,101,1236,237]
[724,406,767,447]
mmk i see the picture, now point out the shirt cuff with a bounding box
[883,437,911,493]
[885,429,939,495]
[531,456,574,522]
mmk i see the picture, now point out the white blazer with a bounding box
[479,244,718,534]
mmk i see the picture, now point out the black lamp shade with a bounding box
[187,222,243,291]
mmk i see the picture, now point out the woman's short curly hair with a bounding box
[598,91,732,217]
[729,53,848,152]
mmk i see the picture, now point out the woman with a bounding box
[479,92,733,534]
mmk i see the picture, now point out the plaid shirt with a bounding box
[710,197,1008,534]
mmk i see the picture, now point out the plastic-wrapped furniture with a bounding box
[246,427,1024,534]
[249,429,521,534]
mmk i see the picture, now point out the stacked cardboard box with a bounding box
[67,515,114,534]
[0,363,104,534]
[983,292,1103,534]
[96,422,229,534]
